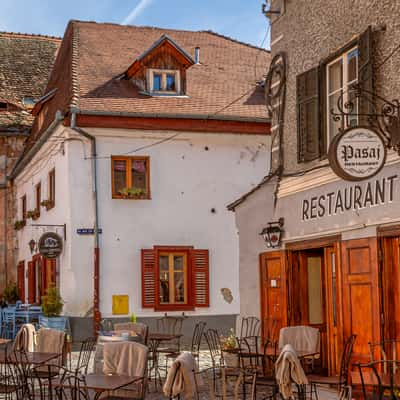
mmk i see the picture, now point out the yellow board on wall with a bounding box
[112,295,129,315]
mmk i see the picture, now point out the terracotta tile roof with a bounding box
[36,20,270,133]
[0,32,60,131]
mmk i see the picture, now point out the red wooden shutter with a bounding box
[191,249,210,307]
[28,261,35,304]
[50,259,57,286]
[17,261,25,302]
[141,249,156,308]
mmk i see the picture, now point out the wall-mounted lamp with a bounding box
[260,217,284,248]
[28,239,37,254]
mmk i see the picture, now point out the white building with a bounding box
[11,21,270,338]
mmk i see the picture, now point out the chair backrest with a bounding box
[156,315,185,336]
[240,317,261,338]
[369,338,400,374]
[191,321,206,355]
[36,328,66,366]
[55,366,90,400]
[339,334,356,385]
[278,325,320,354]
[103,341,149,378]
[204,329,222,366]
[76,337,97,375]
[264,318,279,343]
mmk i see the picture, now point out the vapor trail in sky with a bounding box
[121,0,154,25]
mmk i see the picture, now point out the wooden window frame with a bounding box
[48,169,55,209]
[21,195,27,221]
[111,156,151,200]
[35,182,41,217]
[155,246,194,312]
[326,46,358,150]
[148,69,181,95]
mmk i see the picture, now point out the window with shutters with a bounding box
[111,156,150,199]
[297,27,372,163]
[141,246,210,311]
[326,48,358,147]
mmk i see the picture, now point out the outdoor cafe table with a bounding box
[0,350,59,364]
[54,373,141,400]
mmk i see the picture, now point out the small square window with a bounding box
[111,156,150,199]
[149,69,180,95]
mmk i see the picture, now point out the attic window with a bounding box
[148,69,181,95]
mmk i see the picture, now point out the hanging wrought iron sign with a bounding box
[38,232,63,259]
[328,126,387,181]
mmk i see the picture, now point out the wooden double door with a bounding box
[260,237,381,376]
[28,255,57,304]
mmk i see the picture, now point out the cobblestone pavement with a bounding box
[70,349,339,400]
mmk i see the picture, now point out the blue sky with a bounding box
[1,0,270,49]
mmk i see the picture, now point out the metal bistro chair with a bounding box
[356,360,400,400]
[156,314,185,355]
[240,317,261,339]
[369,338,400,374]
[0,344,25,400]
[308,334,356,400]
[74,337,97,375]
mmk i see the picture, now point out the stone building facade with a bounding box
[230,0,400,375]
[0,32,60,292]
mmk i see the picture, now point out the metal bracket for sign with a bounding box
[331,83,400,154]
[30,223,67,241]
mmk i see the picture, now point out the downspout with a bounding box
[70,109,101,335]
[3,156,7,287]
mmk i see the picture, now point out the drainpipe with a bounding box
[70,108,101,335]
[3,156,7,287]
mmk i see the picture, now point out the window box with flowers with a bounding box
[41,199,55,211]
[14,220,26,231]
[118,187,147,199]
[26,210,40,220]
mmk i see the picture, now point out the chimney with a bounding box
[195,47,200,64]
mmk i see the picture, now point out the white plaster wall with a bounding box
[16,126,270,318]
[85,128,269,318]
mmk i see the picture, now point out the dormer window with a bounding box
[149,69,181,95]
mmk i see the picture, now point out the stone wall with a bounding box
[269,0,400,173]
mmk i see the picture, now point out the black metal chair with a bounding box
[369,338,400,374]
[156,314,186,355]
[240,317,261,339]
[74,337,97,375]
[356,360,400,400]
[0,345,25,400]
[308,334,356,400]
[54,366,90,400]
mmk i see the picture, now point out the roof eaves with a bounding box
[78,109,271,124]
[227,174,273,211]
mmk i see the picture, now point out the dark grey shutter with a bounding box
[358,26,373,126]
[297,66,321,162]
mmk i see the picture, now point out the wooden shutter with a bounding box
[260,251,288,341]
[341,238,380,364]
[297,66,321,162]
[191,249,209,307]
[17,261,25,302]
[141,249,156,308]
[28,261,35,304]
[50,259,57,286]
[358,26,373,126]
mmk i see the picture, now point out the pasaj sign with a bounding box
[38,232,63,259]
[328,127,387,181]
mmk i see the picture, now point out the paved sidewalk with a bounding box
[70,348,340,400]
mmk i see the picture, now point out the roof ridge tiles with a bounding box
[70,24,80,109]
[0,31,61,41]
[201,29,270,52]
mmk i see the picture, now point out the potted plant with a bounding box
[40,199,54,210]
[3,282,20,304]
[220,328,239,367]
[14,220,26,231]
[118,187,147,199]
[26,209,40,220]
[39,285,68,332]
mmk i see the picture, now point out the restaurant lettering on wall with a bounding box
[302,175,398,221]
